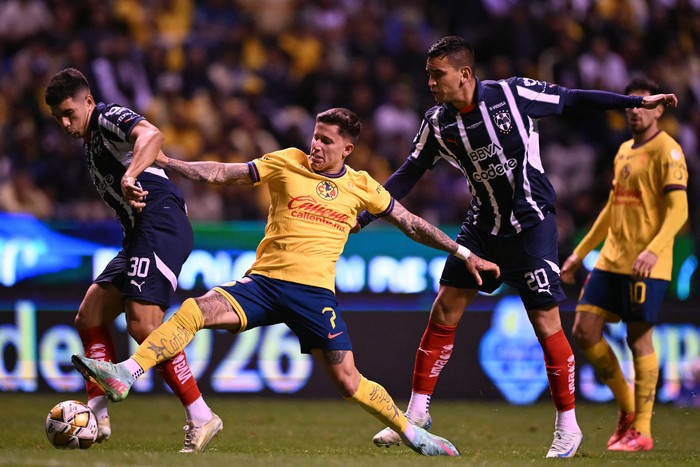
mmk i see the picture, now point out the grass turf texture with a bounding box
[1,394,698,466]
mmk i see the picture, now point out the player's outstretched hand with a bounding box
[641,93,678,109]
[121,176,148,212]
[560,253,582,284]
[464,254,500,287]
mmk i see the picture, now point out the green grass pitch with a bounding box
[1,393,698,466]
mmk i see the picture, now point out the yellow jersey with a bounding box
[245,148,394,292]
[595,131,688,280]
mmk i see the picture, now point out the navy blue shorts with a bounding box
[576,269,668,324]
[95,197,193,307]
[213,274,352,354]
[441,212,565,310]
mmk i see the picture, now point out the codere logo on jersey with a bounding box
[473,159,518,182]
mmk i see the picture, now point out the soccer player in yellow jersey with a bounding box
[71,108,500,456]
[561,78,688,452]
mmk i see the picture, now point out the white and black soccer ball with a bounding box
[45,400,98,449]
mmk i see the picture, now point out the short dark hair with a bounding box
[44,68,91,106]
[426,36,475,69]
[624,77,662,96]
[316,108,362,143]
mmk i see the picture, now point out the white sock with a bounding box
[406,392,431,419]
[555,408,581,433]
[185,396,213,425]
[122,358,144,379]
[87,395,108,419]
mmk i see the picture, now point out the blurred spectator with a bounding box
[652,39,700,109]
[373,80,420,166]
[61,39,103,104]
[237,0,296,36]
[191,0,243,50]
[177,178,225,222]
[91,28,153,114]
[542,131,597,209]
[0,0,53,53]
[278,16,323,82]
[179,42,215,99]
[160,98,206,161]
[538,29,584,89]
[578,34,629,91]
[0,166,53,219]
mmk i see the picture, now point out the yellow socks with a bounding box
[633,353,659,437]
[132,298,204,371]
[583,339,634,413]
[346,375,408,434]
[584,340,659,437]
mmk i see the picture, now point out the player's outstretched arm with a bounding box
[156,153,254,186]
[641,93,678,109]
[384,200,499,285]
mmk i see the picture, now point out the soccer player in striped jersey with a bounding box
[357,36,678,458]
[44,68,220,452]
[561,78,688,451]
[71,107,500,456]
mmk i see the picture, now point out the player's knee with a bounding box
[626,335,653,356]
[126,321,156,343]
[336,380,355,398]
[571,322,596,348]
[323,359,359,397]
[74,305,99,330]
[335,373,359,398]
[431,297,462,324]
[74,311,86,330]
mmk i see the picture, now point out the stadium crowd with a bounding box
[1,0,699,256]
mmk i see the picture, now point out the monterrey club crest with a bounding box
[494,110,512,134]
[316,180,339,200]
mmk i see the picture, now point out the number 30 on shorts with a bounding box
[629,281,646,304]
[128,256,151,278]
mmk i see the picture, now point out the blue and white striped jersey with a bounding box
[409,77,567,236]
[85,103,186,237]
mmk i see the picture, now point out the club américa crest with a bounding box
[316,180,339,200]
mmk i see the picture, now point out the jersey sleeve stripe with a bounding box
[663,184,687,192]
[516,85,561,104]
[374,198,395,217]
[247,161,260,183]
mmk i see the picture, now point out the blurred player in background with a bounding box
[355,36,678,458]
[44,68,220,453]
[561,77,688,451]
[72,107,500,456]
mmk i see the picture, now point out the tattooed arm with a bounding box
[384,201,500,285]
[156,153,254,186]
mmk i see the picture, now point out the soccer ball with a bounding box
[45,400,98,449]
